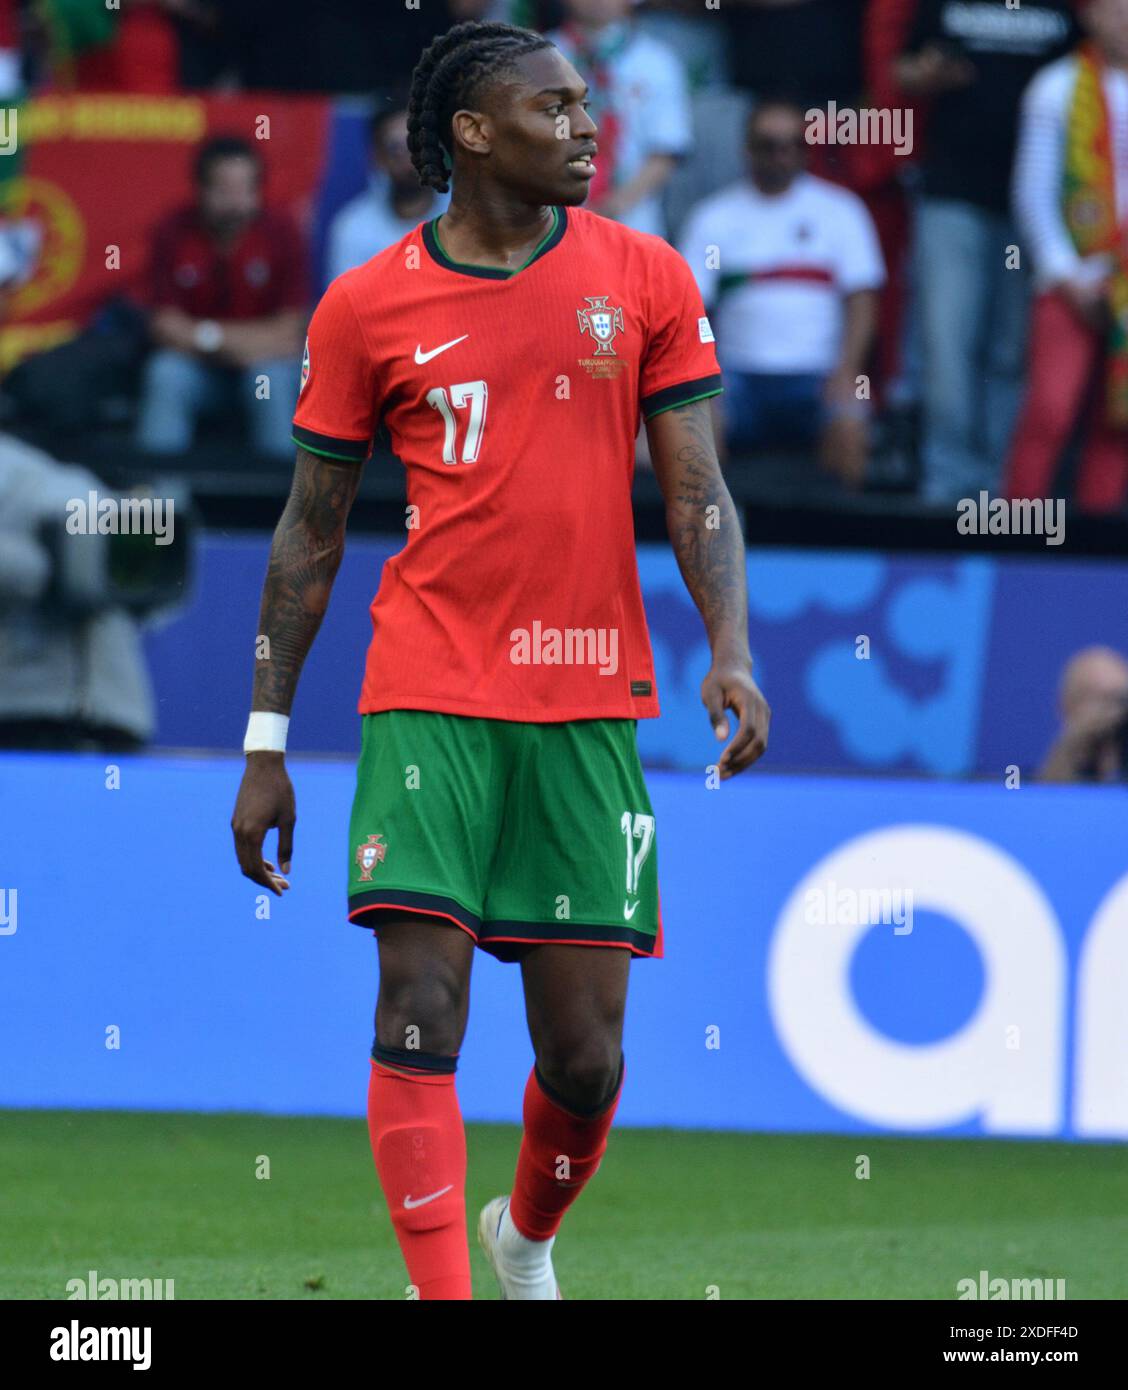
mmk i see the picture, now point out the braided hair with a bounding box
[407,20,553,193]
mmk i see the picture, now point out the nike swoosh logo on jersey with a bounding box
[623,900,640,921]
[403,1184,453,1210]
[414,335,469,364]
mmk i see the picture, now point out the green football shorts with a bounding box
[347,710,663,960]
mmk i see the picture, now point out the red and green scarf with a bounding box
[1063,43,1128,427]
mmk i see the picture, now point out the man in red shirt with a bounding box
[135,137,307,460]
[231,19,770,1300]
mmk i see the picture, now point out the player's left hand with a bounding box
[702,660,770,779]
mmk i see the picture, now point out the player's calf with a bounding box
[508,1055,626,1242]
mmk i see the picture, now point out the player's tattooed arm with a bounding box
[648,398,747,654]
[232,446,363,895]
[252,445,363,714]
[647,398,770,776]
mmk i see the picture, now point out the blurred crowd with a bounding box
[1,0,1127,516]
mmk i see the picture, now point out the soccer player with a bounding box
[231,19,770,1301]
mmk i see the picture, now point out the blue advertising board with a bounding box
[142,537,1128,779]
[2,753,1124,1139]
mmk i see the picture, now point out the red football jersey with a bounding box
[292,205,721,722]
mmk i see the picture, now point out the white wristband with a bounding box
[244,711,289,753]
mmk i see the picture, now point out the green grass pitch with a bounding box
[3,1109,1126,1300]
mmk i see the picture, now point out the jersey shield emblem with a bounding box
[577,296,624,356]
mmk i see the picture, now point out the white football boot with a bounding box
[477,1195,563,1300]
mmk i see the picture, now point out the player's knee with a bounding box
[375,970,466,1055]
[538,1041,621,1115]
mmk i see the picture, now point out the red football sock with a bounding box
[367,1057,471,1300]
[508,1057,625,1241]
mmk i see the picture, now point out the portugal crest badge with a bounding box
[299,336,310,393]
[355,833,387,881]
[577,295,624,356]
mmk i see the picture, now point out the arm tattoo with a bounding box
[649,400,749,659]
[252,446,362,713]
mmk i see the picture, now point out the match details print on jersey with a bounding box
[292,206,722,724]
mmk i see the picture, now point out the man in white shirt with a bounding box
[326,104,448,284]
[679,100,885,486]
[549,0,692,239]
[1005,0,1128,514]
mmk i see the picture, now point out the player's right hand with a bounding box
[231,752,296,896]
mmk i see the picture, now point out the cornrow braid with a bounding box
[407,20,552,193]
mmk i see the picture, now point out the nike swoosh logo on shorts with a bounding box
[623,900,640,920]
[403,1184,453,1209]
[414,335,468,364]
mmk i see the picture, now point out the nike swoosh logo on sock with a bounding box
[403,1184,453,1209]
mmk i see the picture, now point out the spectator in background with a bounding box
[678,101,884,487]
[1006,0,1128,515]
[1039,645,1128,782]
[857,0,924,404]
[326,101,448,283]
[895,0,1077,505]
[549,0,691,237]
[135,137,307,461]
[39,0,181,93]
[633,0,733,92]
